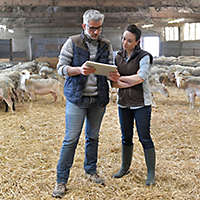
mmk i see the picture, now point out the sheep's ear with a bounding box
[177,71,184,77]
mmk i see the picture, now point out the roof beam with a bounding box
[0,0,150,7]
[0,7,200,19]
[0,0,200,8]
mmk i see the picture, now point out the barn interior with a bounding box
[0,0,200,61]
[0,1,200,200]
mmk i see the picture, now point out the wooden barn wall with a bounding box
[31,37,67,59]
[162,40,200,57]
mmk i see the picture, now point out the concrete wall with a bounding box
[103,28,123,50]
[162,41,200,57]
[29,27,122,59]
[0,27,80,60]
[0,28,29,60]
[160,25,200,57]
[162,41,182,57]
[0,26,164,60]
[0,28,160,60]
[31,37,66,59]
[181,41,200,56]
[1,26,200,60]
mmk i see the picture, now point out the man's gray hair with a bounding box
[83,9,104,24]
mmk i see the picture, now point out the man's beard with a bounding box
[84,29,98,40]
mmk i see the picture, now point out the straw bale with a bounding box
[0,87,199,200]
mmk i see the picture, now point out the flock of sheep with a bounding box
[0,55,200,113]
[0,60,65,112]
[150,56,200,109]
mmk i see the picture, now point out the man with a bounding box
[52,9,118,198]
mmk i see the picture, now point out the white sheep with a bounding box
[175,71,200,109]
[191,67,200,76]
[39,66,54,78]
[0,77,16,112]
[149,74,169,107]
[19,70,65,102]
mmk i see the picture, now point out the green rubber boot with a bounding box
[144,148,156,186]
[113,144,133,178]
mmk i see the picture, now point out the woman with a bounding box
[111,24,155,186]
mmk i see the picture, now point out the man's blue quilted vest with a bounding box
[64,34,110,107]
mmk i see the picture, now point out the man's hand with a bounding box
[108,70,120,82]
[80,62,96,75]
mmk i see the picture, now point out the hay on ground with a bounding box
[0,87,199,200]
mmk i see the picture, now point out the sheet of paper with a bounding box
[85,61,117,76]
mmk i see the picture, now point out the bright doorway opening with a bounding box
[142,36,160,57]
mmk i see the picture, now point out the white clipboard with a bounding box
[85,61,117,76]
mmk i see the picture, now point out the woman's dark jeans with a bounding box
[118,105,154,150]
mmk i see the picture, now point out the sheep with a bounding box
[107,81,118,103]
[169,65,193,75]
[11,60,38,73]
[39,66,54,78]
[109,87,118,103]
[191,67,200,76]
[5,71,23,102]
[30,73,43,79]
[157,72,177,87]
[150,66,176,87]
[150,66,168,75]
[3,98,15,112]
[0,77,16,112]
[149,74,169,107]
[175,71,200,109]
[1,70,29,104]
[19,70,65,102]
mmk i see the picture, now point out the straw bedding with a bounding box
[0,87,199,200]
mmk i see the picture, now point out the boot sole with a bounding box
[52,191,66,198]
[112,170,130,178]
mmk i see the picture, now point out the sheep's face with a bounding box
[161,85,169,97]
[168,72,176,83]
[176,76,187,88]
[175,71,184,88]
[21,70,31,80]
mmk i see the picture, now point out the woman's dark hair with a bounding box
[126,24,141,41]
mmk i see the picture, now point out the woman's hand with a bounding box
[108,70,120,82]
[112,74,144,88]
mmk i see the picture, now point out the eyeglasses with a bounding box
[86,24,102,32]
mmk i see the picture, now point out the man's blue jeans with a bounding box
[56,98,106,184]
[118,105,154,150]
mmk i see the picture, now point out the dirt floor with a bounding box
[0,87,200,200]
